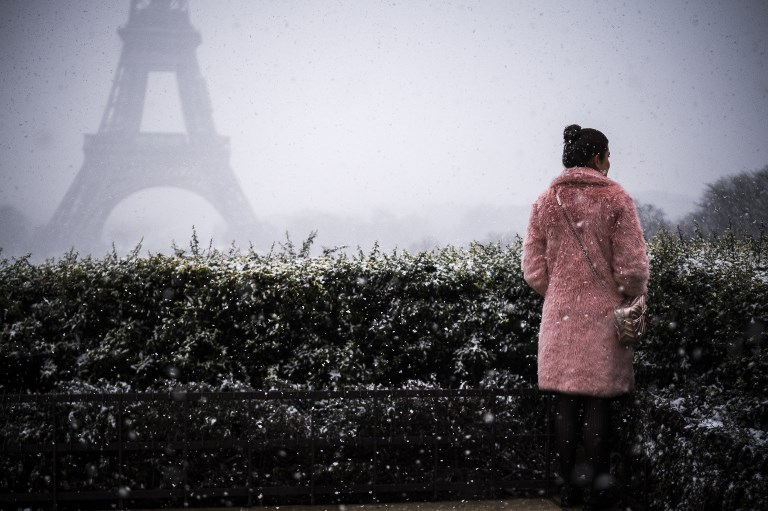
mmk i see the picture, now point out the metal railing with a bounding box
[1,388,553,509]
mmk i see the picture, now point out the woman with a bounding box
[522,125,649,510]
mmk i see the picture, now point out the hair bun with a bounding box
[563,124,582,143]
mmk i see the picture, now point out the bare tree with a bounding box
[634,201,671,240]
[680,165,768,237]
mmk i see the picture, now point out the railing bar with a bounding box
[310,397,315,505]
[372,393,378,502]
[1,388,540,403]
[1,393,11,453]
[246,399,253,507]
[183,397,189,508]
[51,400,58,511]
[117,392,124,510]
[0,478,550,504]
[432,394,439,501]
[7,432,548,453]
[2,388,550,507]
[544,393,552,498]
[489,394,497,499]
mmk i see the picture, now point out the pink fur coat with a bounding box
[522,167,649,397]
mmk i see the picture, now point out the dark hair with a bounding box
[562,124,609,168]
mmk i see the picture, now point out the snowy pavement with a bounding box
[141,498,563,511]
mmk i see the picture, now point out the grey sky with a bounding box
[1,0,767,255]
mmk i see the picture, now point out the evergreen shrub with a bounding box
[0,240,542,393]
[619,229,767,510]
[622,385,767,511]
[638,229,767,392]
[1,231,766,509]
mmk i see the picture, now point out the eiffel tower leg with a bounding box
[176,60,216,136]
[101,63,149,135]
[38,163,117,255]
[41,0,263,258]
[195,165,259,238]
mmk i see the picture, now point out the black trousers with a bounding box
[552,392,613,488]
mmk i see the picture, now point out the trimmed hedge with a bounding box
[638,229,768,392]
[623,230,768,510]
[0,241,542,393]
[1,231,767,509]
[622,384,768,510]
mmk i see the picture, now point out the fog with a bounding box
[1,0,767,259]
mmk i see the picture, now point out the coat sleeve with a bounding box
[522,200,549,296]
[610,194,650,297]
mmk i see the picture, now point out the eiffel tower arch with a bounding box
[41,0,259,255]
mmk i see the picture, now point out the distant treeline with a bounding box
[636,164,768,240]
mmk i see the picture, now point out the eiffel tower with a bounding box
[41,0,258,255]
